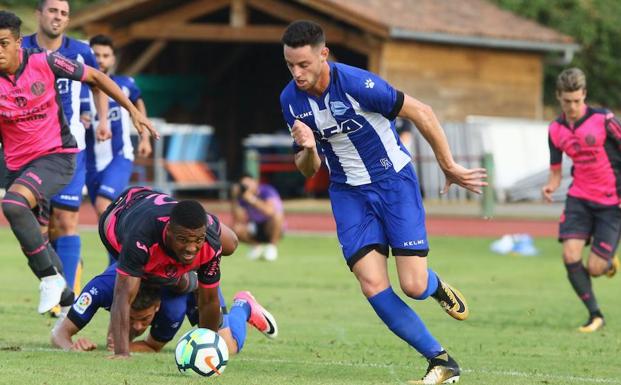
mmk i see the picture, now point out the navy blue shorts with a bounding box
[559,195,621,259]
[329,164,429,270]
[51,150,86,211]
[150,286,229,343]
[86,156,133,203]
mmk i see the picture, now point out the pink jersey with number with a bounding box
[548,106,621,206]
[0,49,84,171]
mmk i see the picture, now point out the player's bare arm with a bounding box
[399,94,487,194]
[90,86,111,141]
[198,285,221,332]
[51,317,97,352]
[135,98,152,157]
[82,66,159,140]
[292,119,321,177]
[109,273,141,357]
[220,223,239,256]
[130,334,166,353]
[542,167,562,202]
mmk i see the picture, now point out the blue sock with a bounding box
[368,286,442,359]
[53,235,81,289]
[228,299,251,352]
[414,269,440,300]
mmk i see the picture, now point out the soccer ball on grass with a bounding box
[175,328,229,377]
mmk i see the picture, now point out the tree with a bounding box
[492,0,621,109]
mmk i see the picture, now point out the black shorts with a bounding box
[4,153,76,225]
[559,195,621,259]
[250,221,271,243]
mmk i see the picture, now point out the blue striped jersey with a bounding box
[22,35,97,150]
[280,62,411,186]
[84,75,141,172]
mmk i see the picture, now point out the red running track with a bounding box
[0,204,557,238]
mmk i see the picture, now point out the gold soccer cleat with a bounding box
[432,281,469,321]
[578,316,605,333]
[409,352,461,384]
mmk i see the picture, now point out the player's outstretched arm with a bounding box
[135,98,153,158]
[51,318,97,352]
[291,120,321,177]
[91,86,111,142]
[83,67,159,140]
[109,273,141,357]
[398,94,487,194]
[197,286,221,332]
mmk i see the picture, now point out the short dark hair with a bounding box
[90,34,115,50]
[281,20,325,48]
[0,11,22,38]
[131,284,160,311]
[556,67,586,93]
[170,200,207,229]
[37,0,69,11]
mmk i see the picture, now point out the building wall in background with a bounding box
[380,41,544,122]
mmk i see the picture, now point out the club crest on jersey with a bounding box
[31,81,45,96]
[364,78,375,89]
[380,158,393,169]
[165,264,178,278]
[329,101,349,116]
[73,292,93,314]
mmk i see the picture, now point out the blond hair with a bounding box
[556,68,586,93]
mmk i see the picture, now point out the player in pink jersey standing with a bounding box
[542,67,621,332]
[0,11,158,315]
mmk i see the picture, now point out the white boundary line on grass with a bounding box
[233,356,621,384]
[8,349,620,384]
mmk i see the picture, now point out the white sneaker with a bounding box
[247,245,264,261]
[264,244,278,262]
[38,274,66,314]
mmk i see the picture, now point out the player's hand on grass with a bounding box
[441,163,487,194]
[71,337,97,352]
[291,119,316,149]
[541,184,556,202]
[131,111,160,140]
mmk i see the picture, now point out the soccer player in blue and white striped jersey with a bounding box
[83,34,152,225]
[280,21,487,385]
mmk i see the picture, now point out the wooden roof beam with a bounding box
[247,0,380,54]
[125,40,167,75]
[69,0,151,28]
[129,23,285,43]
[147,0,229,24]
[296,0,389,38]
[231,0,248,27]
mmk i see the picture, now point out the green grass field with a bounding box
[0,229,620,385]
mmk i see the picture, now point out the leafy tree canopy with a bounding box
[493,0,621,109]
